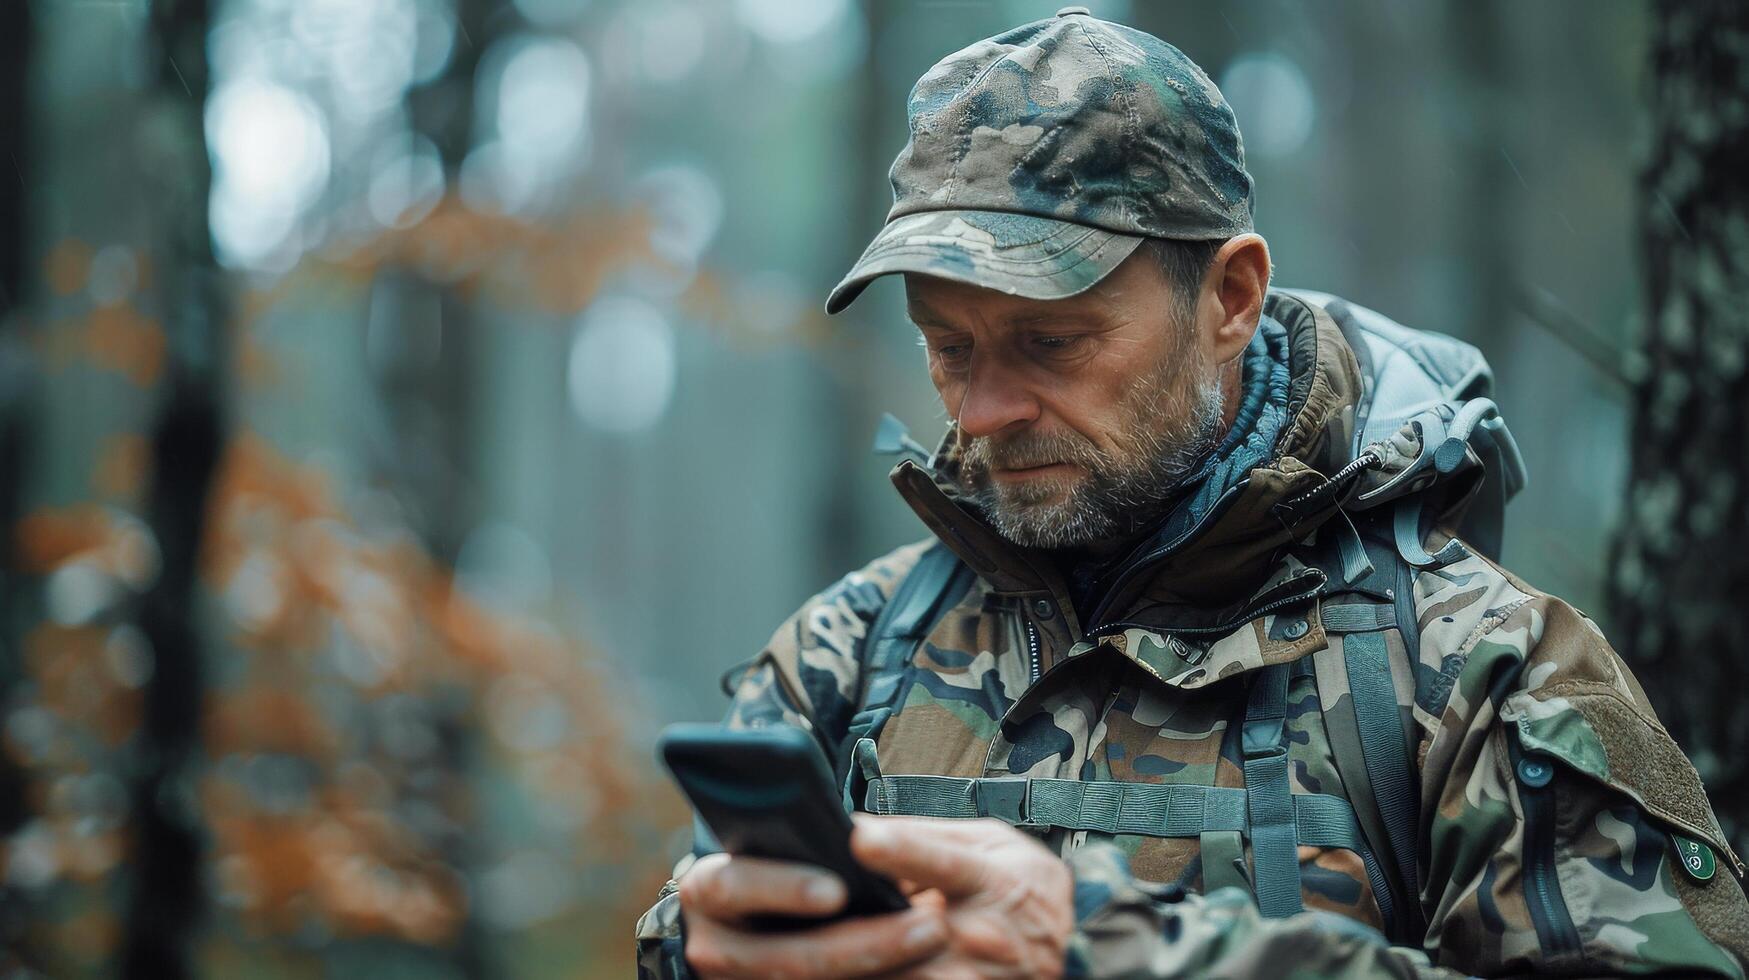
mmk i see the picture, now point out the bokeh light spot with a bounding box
[633,3,706,84]
[455,522,552,614]
[735,0,846,45]
[1219,52,1316,159]
[495,36,592,178]
[567,297,678,434]
[205,78,332,268]
[367,134,446,227]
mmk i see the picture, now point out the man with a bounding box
[637,9,1749,978]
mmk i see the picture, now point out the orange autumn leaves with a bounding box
[38,239,165,388]
[13,192,730,961]
[194,435,673,942]
[9,436,676,946]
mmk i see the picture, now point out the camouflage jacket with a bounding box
[636,293,1749,978]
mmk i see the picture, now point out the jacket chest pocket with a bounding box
[869,607,1031,780]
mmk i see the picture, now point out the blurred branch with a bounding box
[1512,283,1644,389]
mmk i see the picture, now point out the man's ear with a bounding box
[1203,234,1271,364]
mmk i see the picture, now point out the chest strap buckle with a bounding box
[1242,717,1288,759]
[974,777,1031,824]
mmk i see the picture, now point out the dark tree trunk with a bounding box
[0,0,35,970]
[397,4,500,975]
[1609,0,1749,857]
[392,0,501,563]
[119,1,227,976]
[0,0,25,324]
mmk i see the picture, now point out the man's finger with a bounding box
[856,814,1012,844]
[685,904,947,980]
[850,817,995,899]
[679,853,848,922]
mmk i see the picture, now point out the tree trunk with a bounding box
[398,4,498,974]
[120,0,227,975]
[0,0,36,970]
[1609,0,1749,857]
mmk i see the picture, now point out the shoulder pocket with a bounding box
[1502,680,1744,880]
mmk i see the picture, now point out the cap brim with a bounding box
[825,210,1145,314]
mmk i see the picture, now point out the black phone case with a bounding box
[658,723,909,924]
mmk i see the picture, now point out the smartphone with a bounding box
[658,723,910,925]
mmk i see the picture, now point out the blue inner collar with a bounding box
[1057,315,1293,620]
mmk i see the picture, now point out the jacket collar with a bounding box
[890,290,1366,637]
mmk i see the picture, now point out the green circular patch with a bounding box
[1671,834,1717,882]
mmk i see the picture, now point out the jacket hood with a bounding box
[889,290,1368,634]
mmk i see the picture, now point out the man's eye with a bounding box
[932,343,971,362]
[1033,335,1084,355]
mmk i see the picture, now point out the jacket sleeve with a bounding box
[1412,566,1749,977]
[1060,552,1749,979]
[634,543,930,978]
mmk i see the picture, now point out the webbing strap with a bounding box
[838,544,969,795]
[862,775,1364,852]
[1344,630,1423,934]
[1312,645,1402,940]
[836,542,965,742]
[1393,497,1465,569]
[1320,603,1395,633]
[866,544,966,673]
[1200,830,1249,894]
[1332,510,1377,586]
[1242,663,1303,917]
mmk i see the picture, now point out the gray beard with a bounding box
[959,356,1227,551]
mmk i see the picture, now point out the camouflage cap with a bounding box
[826,8,1253,315]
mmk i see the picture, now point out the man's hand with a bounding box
[678,849,949,979]
[852,815,1075,979]
[677,816,1074,979]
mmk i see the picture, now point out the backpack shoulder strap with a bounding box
[835,542,972,790]
[1313,536,1427,945]
[1242,661,1304,917]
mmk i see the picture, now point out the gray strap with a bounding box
[1332,510,1377,586]
[865,544,967,674]
[1320,603,1395,633]
[838,543,970,792]
[1344,630,1423,935]
[1200,830,1249,894]
[1393,498,1465,569]
[1242,663,1303,917]
[1031,780,1249,836]
[1312,644,1403,939]
[863,774,1364,852]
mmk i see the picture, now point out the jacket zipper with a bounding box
[1083,574,1327,642]
[1016,575,1326,695]
[1085,481,1250,627]
[1026,617,1041,683]
[1511,742,1582,958]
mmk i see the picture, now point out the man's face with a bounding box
[904,249,1226,550]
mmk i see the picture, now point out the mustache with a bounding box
[960,428,1106,472]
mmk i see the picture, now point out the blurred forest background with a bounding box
[0,0,1743,977]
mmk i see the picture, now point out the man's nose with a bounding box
[953,356,1040,439]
